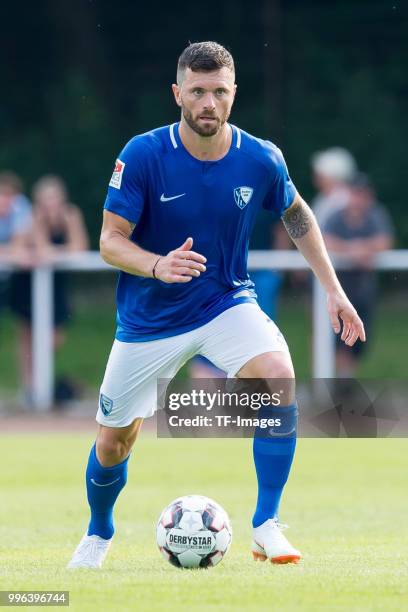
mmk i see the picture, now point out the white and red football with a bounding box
[156,494,232,569]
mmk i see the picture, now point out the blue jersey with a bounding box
[104,123,296,342]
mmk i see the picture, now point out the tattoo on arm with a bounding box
[282,198,312,239]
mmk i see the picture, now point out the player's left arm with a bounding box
[281,192,366,346]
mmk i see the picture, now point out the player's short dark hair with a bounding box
[177,41,235,83]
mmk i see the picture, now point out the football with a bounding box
[156,494,232,568]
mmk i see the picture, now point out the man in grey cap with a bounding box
[322,173,394,376]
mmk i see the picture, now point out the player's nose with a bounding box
[202,92,216,110]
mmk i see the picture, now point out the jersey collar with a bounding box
[169,122,241,158]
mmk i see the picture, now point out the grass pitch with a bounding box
[0,433,407,611]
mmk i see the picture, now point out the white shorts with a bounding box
[96,302,290,427]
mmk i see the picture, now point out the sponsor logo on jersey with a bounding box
[234,186,253,209]
[109,159,125,189]
[160,192,186,202]
[99,393,113,416]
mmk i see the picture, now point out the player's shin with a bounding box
[252,403,298,528]
[86,443,129,540]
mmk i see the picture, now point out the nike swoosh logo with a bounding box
[160,193,186,202]
[267,427,297,437]
[91,477,120,487]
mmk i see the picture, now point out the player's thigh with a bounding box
[97,337,195,427]
[198,303,293,378]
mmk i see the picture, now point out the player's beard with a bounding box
[181,104,230,137]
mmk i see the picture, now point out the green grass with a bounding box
[0,293,407,392]
[0,434,407,611]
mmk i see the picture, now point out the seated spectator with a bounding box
[322,173,394,377]
[9,175,89,404]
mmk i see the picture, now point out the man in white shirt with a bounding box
[311,147,357,227]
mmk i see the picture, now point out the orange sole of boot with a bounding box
[252,551,301,564]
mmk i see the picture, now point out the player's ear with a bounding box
[172,83,182,107]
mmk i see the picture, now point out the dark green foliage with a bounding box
[0,1,407,245]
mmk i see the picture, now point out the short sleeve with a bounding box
[104,137,147,224]
[262,146,297,217]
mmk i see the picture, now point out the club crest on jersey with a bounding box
[99,393,113,416]
[109,159,125,189]
[234,186,253,209]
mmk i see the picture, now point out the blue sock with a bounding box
[252,403,297,528]
[86,443,129,540]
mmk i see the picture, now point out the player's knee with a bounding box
[238,351,295,380]
[96,436,130,467]
[267,361,294,379]
[252,359,296,404]
[256,361,295,381]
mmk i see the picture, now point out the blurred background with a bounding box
[0,0,407,411]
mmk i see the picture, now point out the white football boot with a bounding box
[252,518,301,564]
[67,533,112,569]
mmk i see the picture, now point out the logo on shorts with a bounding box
[234,186,253,209]
[100,393,113,416]
[109,159,125,189]
[276,331,286,345]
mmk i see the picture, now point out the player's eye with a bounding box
[193,88,204,95]
[215,89,226,96]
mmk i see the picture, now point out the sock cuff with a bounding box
[257,402,298,415]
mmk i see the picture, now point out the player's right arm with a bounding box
[100,211,206,283]
[101,138,206,283]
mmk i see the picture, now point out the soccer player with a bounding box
[68,41,365,568]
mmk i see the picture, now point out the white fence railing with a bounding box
[1,249,408,410]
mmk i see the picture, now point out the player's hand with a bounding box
[154,237,207,283]
[327,289,366,346]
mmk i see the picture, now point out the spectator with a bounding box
[322,173,394,377]
[311,147,357,227]
[0,171,32,267]
[9,175,89,403]
[0,172,33,394]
